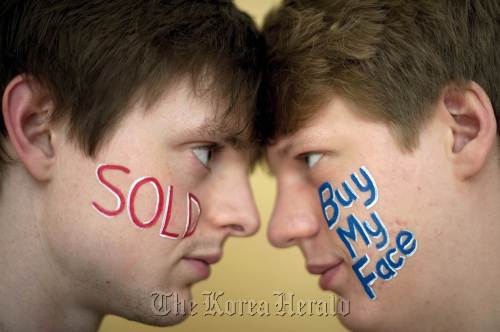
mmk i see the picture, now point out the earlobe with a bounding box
[442,82,497,180]
[2,75,57,181]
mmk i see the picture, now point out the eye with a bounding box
[192,146,212,167]
[192,145,218,168]
[302,152,323,169]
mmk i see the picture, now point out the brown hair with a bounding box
[0,0,264,174]
[258,0,500,149]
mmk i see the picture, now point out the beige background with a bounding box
[99,1,348,331]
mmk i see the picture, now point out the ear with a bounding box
[441,82,497,180]
[2,75,57,181]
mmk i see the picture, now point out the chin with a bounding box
[336,299,386,332]
[111,285,194,327]
[340,311,399,332]
[338,313,367,332]
[136,310,190,327]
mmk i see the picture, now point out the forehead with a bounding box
[267,95,363,154]
[141,79,256,150]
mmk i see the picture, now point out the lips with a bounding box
[307,260,344,291]
[183,254,222,280]
[186,254,222,265]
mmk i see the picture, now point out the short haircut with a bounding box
[0,0,264,174]
[258,0,500,149]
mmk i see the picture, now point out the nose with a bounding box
[267,178,320,248]
[204,169,260,237]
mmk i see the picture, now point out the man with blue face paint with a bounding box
[260,0,500,331]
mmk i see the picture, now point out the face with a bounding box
[266,95,492,331]
[40,80,260,325]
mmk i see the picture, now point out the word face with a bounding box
[318,166,418,300]
[92,164,201,239]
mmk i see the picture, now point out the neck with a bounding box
[0,168,103,332]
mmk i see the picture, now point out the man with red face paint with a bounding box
[0,1,262,331]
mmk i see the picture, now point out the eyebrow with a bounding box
[276,129,326,157]
[191,119,250,150]
[264,131,321,172]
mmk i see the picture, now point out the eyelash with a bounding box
[192,144,223,169]
[296,152,324,169]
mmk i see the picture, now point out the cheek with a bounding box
[43,150,201,298]
[126,177,166,228]
[41,177,133,289]
[375,174,455,274]
[43,173,189,294]
[157,186,201,238]
[318,165,424,301]
[88,161,202,239]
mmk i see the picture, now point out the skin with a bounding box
[267,84,500,331]
[0,77,260,331]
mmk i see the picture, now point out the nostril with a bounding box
[230,224,245,233]
[232,216,260,237]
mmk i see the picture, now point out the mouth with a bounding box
[307,260,344,291]
[182,254,222,280]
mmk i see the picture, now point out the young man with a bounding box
[260,0,500,331]
[0,1,262,331]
